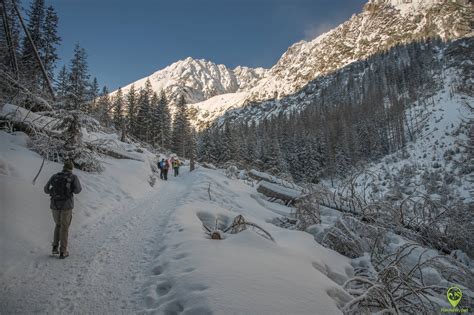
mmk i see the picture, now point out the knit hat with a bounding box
[63,160,74,171]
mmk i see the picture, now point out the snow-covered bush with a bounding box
[73,148,104,172]
[293,193,321,230]
[225,165,239,179]
[53,112,103,172]
[344,243,473,314]
[321,215,385,259]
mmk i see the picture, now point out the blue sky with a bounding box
[41,0,366,90]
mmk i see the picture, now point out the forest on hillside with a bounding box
[198,38,472,184]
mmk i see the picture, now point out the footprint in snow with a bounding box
[161,300,184,314]
[152,265,163,275]
[173,253,188,260]
[182,267,195,274]
[156,281,172,296]
[188,284,208,292]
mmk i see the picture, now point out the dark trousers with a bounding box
[174,167,179,177]
[52,209,72,253]
[159,168,163,179]
[163,169,168,180]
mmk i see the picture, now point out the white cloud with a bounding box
[303,22,337,41]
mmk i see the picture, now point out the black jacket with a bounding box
[44,170,82,210]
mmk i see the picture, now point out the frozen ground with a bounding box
[0,131,352,314]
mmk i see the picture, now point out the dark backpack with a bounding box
[50,173,73,200]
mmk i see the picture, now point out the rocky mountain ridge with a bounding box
[112,0,472,128]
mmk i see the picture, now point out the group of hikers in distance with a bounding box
[43,156,182,259]
[158,156,181,180]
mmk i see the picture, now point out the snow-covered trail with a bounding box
[1,173,191,313]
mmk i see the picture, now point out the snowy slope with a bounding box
[0,130,353,313]
[188,92,248,129]
[349,87,473,202]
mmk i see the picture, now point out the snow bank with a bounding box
[143,168,352,314]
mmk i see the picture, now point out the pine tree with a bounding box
[113,87,124,130]
[198,128,214,162]
[42,5,60,90]
[20,0,45,91]
[149,91,159,146]
[157,90,171,149]
[189,127,198,171]
[134,79,153,142]
[96,86,112,126]
[67,44,91,110]
[126,84,138,137]
[89,77,99,109]
[171,95,191,157]
[0,0,21,74]
[56,65,68,98]
[246,121,258,163]
[136,88,151,141]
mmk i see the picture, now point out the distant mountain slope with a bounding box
[191,0,472,128]
[247,0,472,100]
[214,36,473,127]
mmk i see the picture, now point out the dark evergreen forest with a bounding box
[198,39,451,183]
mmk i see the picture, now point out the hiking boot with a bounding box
[52,246,59,255]
[59,252,69,259]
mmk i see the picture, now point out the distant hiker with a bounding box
[158,158,165,180]
[162,160,170,180]
[44,160,82,259]
[172,158,180,177]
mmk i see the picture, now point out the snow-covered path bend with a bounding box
[1,173,192,314]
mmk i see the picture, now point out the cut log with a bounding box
[249,169,303,191]
[211,230,222,240]
[86,144,144,161]
[201,162,216,170]
[257,181,302,206]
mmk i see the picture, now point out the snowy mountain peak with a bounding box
[115,57,268,106]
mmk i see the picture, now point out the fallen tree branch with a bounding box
[203,214,275,242]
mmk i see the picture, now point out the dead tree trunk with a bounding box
[12,0,55,100]
[257,182,301,206]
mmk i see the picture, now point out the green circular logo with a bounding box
[447,286,462,308]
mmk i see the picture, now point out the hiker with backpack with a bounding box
[172,158,180,177]
[158,158,165,180]
[162,159,170,180]
[44,160,82,259]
